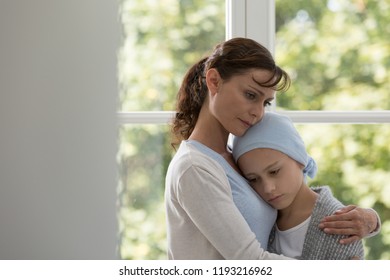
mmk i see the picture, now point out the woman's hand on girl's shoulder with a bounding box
[319,205,379,244]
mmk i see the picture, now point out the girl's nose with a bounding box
[263,180,276,194]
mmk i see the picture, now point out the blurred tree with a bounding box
[275,0,390,110]
[117,0,225,259]
[276,0,390,259]
[118,0,225,111]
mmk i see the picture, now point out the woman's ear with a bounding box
[205,68,221,96]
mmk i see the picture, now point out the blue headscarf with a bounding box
[232,111,317,180]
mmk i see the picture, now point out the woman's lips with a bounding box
[240,119,252,128]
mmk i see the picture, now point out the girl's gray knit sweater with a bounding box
[268,186,365,260]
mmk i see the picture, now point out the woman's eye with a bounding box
[245,91,256,100]
[264,100,272,107]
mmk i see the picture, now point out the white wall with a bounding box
[0,1,119,259]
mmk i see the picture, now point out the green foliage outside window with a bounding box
[117,0,225,259]
[118,0,390,259]
[275,0,390,259]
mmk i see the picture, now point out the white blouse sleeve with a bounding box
[366,208,381,238]
[176,163,292,260]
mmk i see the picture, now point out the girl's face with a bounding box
[207,68,276,137]
[237,148,305,210]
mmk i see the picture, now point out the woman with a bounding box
[165,37,379,260]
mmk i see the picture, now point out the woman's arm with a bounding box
[177,164,293,259]
[319,205,381,244]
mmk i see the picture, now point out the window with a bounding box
[119,0,390,259]
[118,0,225,259]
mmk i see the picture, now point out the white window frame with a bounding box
[118,0,390,125]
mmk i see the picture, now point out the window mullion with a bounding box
[118,111,390,125]
[226,0,275,52]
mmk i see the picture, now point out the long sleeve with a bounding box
[165,142,292,260]
[365,208,381,238]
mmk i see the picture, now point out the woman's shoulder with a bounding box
[169,141,226,175]
[166,141,231,196]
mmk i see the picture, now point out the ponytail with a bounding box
[171,57,208,147]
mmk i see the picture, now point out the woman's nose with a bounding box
[250,105,264,123]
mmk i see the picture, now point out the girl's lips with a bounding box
[268,194,283,203]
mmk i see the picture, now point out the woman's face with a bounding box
[208,68,276,137]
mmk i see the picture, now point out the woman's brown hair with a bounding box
[171,37,291,147]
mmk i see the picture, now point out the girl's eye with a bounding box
[270,169,280,176]
[264,100,272,107]
[246,177,257,184]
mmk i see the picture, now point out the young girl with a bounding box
[232,111,366,259]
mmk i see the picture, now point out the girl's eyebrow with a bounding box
[265,160,280,171]
[243,159,280,178]
[244,172,256,178]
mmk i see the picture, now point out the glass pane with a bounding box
[118,0,226,111]
[119,123,390,260]
[118,124,173,259]
[275,0,390,111]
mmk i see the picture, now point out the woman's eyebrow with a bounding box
[248,84,265,96]
[251,75,277,91]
